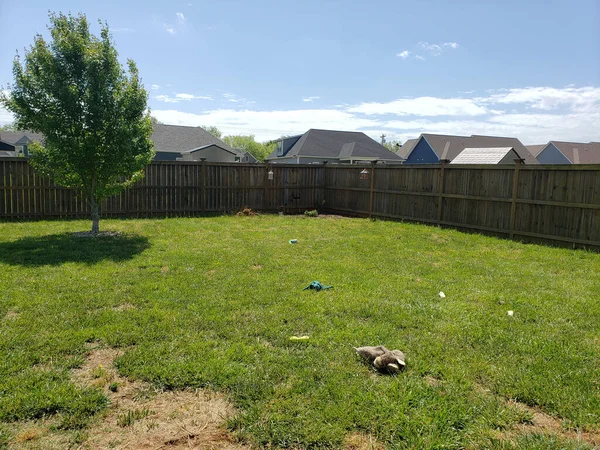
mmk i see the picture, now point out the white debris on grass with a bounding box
[439,292,446,298]
[507,310,514,316]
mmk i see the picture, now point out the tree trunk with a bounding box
[90,197,100,234]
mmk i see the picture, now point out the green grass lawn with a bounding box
[0,216,599,449]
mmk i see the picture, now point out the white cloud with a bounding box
[149,85,600,144]
[419,42,442,55]
[151,84,160,90]
[151,108,380,142]
[0,107,14,126]
[223,92,239,103]
[348,97,488,116]
[397,50,410,59]
[222,92,255,105]
[302,96,320,102]
[113,27,135,33]
[484,86,600,112]
[155,93,212,103]
[0,90,14,125]
[418,41,459,56]
[176,12,186,22]
[414,55,425,61]
[164,24,175,34]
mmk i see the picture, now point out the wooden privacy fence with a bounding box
[0,159,324,218]
[1,158,599,249]
[323,162,600,249]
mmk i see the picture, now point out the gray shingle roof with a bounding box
[526,144,546,157]
[548,141,600,164]
[396,138,418,159]
[151,124,242,156]
[0,131,44,145]
[266,129,403,161]
[450,147,517,164]
[416,133,539,164]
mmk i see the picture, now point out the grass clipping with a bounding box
[72,347,247,450]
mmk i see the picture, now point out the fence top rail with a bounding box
[2,157,599,171]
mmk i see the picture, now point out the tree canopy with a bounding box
[0,122,16,132]
[1,12,154,233]
[222,134,275,162]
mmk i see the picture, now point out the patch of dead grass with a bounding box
[3,309,20,321]
[424,375,442,387]
[112,303,136,312]
[503,400,600,447]
[14,426,46,443]
[77,347,247,450]
[8,347,248,450]
[343,431,385,450]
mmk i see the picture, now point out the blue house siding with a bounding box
[536,144,571,164]
[154,151,181,161]
[0,141,14,151]
[403,138,439,164]
[277,135,302,157]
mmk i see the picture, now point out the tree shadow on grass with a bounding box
[0,233,150,266]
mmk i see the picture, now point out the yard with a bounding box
[0,215,599,449]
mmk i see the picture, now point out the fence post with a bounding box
[436,160,449,225]
[201,158,207,213]
[509,158,523,240]
[320,161,327,211]
[263,162,270,212]
[368,162,376,218]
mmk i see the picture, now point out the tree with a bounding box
[1,12,154,234]
[203,125,222,139]
[0,122,16,132]
[222,134,274,162]
[383,140,402,153]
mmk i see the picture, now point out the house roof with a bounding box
[396,138,418,159]
[450,147,517,164]
[179,143,238,156]
[151,124,242,156]
[412,133,539,164]
[265,129,403,161]
[547,141,600,164]
[0,130,44,145]
[526,144,546,157]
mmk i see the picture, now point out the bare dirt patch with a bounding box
[343,432,385,450]
[9,347,248,449]
[505,400,600,447]
[424,375,442,387]
[112,303,136,312]
[3,309,20,321]
[251,265,262,271]
[75,347,248,450]
[4,417,74,450]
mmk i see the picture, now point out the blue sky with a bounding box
[1,0,599,143]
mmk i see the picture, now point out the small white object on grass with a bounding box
[439,291,446,298]
[507,310,514,316]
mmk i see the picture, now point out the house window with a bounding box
[276,141,283,156]
[235,157,241,162]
